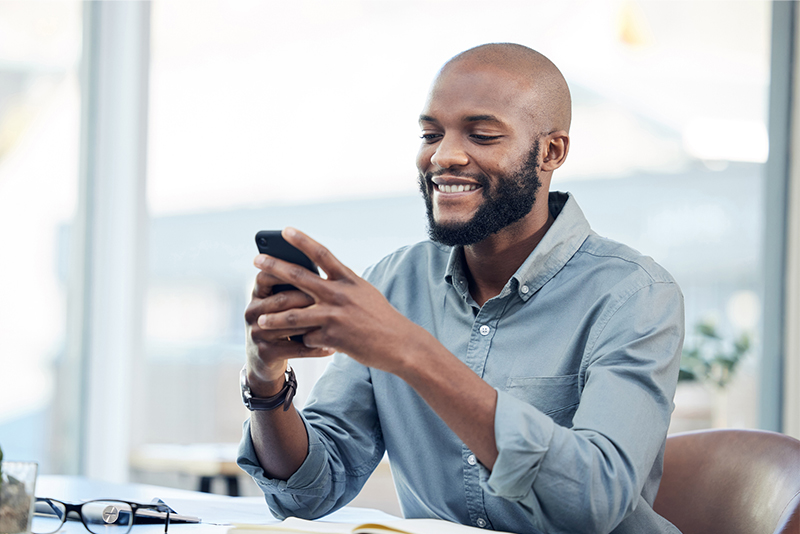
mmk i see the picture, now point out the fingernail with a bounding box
[255,255,266,267]
[257,315,267,327]
[284,227,297,237]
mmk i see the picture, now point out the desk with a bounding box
[129,444,241,496]
[36,476,400,533]
[128,446,401,517]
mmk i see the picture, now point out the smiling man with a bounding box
[238,43,684,534]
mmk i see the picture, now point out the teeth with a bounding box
[438,184,478,193]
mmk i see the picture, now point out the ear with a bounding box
[540,130,570,172]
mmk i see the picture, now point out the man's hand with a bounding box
[252,228,423,376]
[244,251,335,395]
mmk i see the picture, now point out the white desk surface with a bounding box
[36,475,400,533]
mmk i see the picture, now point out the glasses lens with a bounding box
[32,498,67,534]
[81,501,133,534]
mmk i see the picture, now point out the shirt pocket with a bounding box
[504,374,580,428]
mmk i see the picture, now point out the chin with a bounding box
[433,215,471,229]
[433,205,480,226]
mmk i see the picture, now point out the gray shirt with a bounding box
[238,192,684,534]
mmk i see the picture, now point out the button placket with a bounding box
[464,305,498,377]
[462,303,504,533]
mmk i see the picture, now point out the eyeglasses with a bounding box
[32,498,171,534]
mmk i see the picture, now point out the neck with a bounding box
[463,198,554,307]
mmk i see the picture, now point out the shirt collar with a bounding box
[444,191,592,302]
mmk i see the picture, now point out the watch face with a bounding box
[240,367,252,407]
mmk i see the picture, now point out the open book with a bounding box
[229,517,515,534]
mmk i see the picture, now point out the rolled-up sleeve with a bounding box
[483,280,684,534]
[237,353,385,520]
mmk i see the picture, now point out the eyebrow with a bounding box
[418,114,504,124]
[465,114,502,123]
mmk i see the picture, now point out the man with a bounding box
[238,43,684,534]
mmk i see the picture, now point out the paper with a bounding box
[229,517,515,534]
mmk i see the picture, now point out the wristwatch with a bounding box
[240,366,297,411]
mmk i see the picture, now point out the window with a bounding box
[0,1,82,472]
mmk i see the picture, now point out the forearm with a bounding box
[247,370,310,480]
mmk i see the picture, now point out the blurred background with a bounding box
[1,0,798,516]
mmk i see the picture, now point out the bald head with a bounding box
[439,43,572,134]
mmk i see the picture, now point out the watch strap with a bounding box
[241,366,297,411]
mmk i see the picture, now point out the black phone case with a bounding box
[255,230,319,277]
[255,231,319,343]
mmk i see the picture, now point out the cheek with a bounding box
[416,145,433,172]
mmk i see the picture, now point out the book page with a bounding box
[231,517,355,533]
[230,517,515,534]
[353,519,514,534]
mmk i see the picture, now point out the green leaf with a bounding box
[678,368,697,382]
[696,321,721,339]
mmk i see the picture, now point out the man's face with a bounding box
[418,143,541,247]
[416,62,545,246]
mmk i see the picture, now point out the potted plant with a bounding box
[0,444,38,534]
[670,319,752,431]
[679,320,751,389]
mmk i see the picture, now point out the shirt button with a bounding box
[479,325,490,336]
[467,454,476,466]
[520,284,529,294]
[476,518,487,528]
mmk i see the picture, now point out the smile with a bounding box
[435,183,480,193]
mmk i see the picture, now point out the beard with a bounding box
[418,142,542,247]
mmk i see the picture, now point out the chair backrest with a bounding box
[653,429,800,534]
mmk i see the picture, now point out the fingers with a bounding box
[245,288,314,324]
[252,228,357,300]
[245,327,334,385]
[256,306,318,332]
[253,305,340,350]
[247,314,331,358]
[248,313,313,341]
[246,288,317,346]
[254,252,328,300]
[252,257,306,299]
[253,334,333,358]
[281,227,355,281]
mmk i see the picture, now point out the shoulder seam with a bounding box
[582,279,680,370]
[575,248,670,284]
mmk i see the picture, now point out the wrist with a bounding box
[246,361,288,397]
[241,365,297,411]
[388,323,435,378]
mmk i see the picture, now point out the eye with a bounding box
[470,134,502,142]
[420,133,442,143]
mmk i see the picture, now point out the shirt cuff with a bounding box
[482,389,556,501]
[237,415,332,497]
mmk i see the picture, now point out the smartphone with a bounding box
[255,231,319,343]
[255,230,319,293]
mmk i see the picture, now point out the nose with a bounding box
[429,135,469,170]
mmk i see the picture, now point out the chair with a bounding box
[653,428,800,534]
